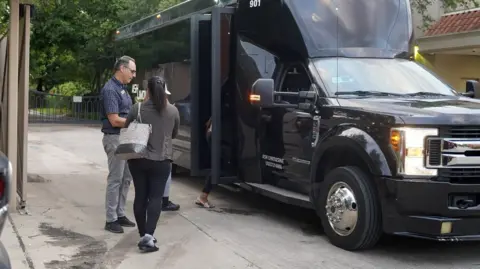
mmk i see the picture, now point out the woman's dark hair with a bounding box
[147,76,168,113]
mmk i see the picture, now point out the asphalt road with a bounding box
[16,124,480,269]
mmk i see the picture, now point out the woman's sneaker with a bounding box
[138,234,159,253]
[162,201,180,211]
[105,221,124,233]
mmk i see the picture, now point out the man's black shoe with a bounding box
[105,221,124,233]
[117,216,136,227]
[162,201,180,211]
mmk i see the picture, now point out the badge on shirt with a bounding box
[121,90,126,95]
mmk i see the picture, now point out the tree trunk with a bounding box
[36,78,43,92]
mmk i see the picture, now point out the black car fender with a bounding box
[309,125,392,203]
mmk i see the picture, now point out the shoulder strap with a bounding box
[137,102,142,123]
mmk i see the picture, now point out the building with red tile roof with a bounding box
[424,9,480,36]
[415,7,480,92]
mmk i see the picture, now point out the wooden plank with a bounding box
[17,4,31,208]
[8,0,20,210]
[0,36,7,152]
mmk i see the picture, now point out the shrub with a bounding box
[50,81,90,96]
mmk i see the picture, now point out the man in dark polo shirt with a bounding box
[100,55,137,233]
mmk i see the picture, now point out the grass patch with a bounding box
[32,107,70,115]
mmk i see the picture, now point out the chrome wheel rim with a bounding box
[325,181,358,236]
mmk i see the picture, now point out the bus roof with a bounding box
[115,0,236,41]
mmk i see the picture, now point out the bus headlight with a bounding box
[390,127,438,176]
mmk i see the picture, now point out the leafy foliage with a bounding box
[0,0,8,36]
[411,0,480,30]
[27,0,184,95]
[50,81,90,96]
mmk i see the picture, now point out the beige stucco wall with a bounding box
[417,54,480,92]
[411,2,444,38]
[412,2,480,93]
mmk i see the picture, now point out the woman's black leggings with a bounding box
[204,133,214,194]
[203,175,213,194]
[128,158,171,237]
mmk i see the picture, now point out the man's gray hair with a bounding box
[114,55,135,71]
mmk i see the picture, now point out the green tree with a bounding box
[412,0,480,30]
[29,0,133,93]
[27,0,184,95]
[0,0,8,36]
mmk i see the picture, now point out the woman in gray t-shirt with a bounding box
[125,76,180,253]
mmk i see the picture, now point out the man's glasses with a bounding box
[124,66,136,75]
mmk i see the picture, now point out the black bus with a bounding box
[115,0,480,251]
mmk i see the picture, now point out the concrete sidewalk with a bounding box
[3,125,264,269]
[4,124,480,269]
[3,216,31,269]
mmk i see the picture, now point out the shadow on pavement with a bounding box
[173,171,480,265]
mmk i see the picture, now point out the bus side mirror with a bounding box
[464,80,480,98]
[250,78,274,108]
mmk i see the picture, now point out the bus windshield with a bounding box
[288,0,412,57]
[313,58,458,97]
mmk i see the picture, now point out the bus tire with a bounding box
[318,166,382,251]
